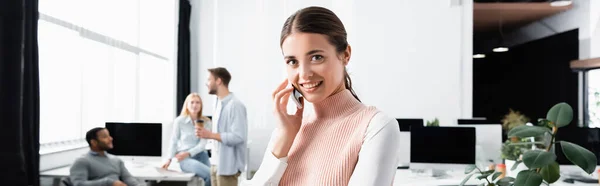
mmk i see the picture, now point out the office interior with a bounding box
[2,0,600,185]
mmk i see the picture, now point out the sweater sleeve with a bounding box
[347,112,400,186]
[247,130,288,186]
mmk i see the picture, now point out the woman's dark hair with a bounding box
[280,6,360,102]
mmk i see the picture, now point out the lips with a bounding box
[300,81,323,92]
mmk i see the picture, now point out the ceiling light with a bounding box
[473,54,486,59]
[550,0,572,7]
[493,47,509,53]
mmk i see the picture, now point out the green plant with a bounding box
[501,138,532,161]
[426,118,439,127]
[461,165,515,186]
[505,102,598,185]
[501,109,529,132]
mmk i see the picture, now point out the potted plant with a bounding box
[506,102,597,185]
[426,118,439,127]
[499,109,532,178]
[501,138,532,178]
[501,109,529,132]
[462,102,598,186]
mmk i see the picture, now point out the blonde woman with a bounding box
[163,93,212,186]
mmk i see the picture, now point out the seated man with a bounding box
[69,127,145,186]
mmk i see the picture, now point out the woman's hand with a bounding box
[161,159,171,169]
[175,152,190,161]
[271,79,304,158]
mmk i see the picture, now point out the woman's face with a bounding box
[281,32,350,103]
[187,97,202,115]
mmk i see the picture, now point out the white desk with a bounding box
[394,169,599,186]
[40,161,202,186]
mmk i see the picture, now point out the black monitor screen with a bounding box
[396,118,424,132]
[411,127,476,164]
[555,127,600,165]
[105,122,162,156]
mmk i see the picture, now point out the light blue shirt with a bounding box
[213,93,248,176]
[168,116,212,158]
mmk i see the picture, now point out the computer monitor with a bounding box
[454,124,503,164]
[396,119,424,168]
[457,118,488,125]
[396,118,424,132]
[410,127,476,172]
[105,122,162,161]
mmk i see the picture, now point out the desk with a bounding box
[394,169,599,186]
[40,161,202,186]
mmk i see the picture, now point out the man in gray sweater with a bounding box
[69,127,144,186]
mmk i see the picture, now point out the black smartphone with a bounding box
[291,85,303,109]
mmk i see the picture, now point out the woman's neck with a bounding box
[312,89,361,119]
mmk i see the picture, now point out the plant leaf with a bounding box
[507,125,550,138]
[460,173,475,186]
[477,174,489,180]
[477,170,494,180]
[522,150,556,169]
[515,171,543,186]
[560,141,598,174]
[465,164,477,174]
[546,102,573,128]
[511,160,523,171]
[491,172,503,181]
[540,161,560,184]
[496,177,516,186]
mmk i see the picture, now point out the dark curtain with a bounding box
[176,0,192,114]
[0,0,41,186]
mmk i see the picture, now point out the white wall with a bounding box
[191,0,473,173]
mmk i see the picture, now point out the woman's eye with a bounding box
[311,55,324,61]
[286,60,297,66]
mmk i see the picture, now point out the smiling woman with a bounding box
[248,6,401,186]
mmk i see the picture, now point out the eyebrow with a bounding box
[284,49,325,59]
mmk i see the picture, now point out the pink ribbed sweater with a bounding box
[279,89,379,186]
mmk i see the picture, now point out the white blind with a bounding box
[38,0,177,144]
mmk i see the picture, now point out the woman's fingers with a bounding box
[272,79,290,99]
[273,87,293,113]
[280,91,291,111]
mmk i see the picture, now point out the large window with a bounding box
[589,69,600,127]
[38,0,176,146]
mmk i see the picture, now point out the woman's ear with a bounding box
[344,45,352,66]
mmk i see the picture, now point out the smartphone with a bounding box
[291,85,303,109]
